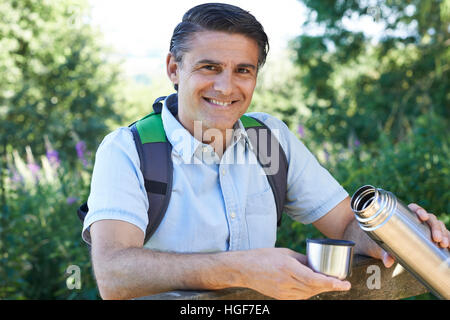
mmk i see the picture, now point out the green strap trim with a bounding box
[136,113,167,143]
[240,115,263,128]
[136,114,260,144]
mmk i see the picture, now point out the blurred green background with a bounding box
[0,0,448,299]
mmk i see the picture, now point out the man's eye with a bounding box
[237,68,250,74]
[203,65,218,71]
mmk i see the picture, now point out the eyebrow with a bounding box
[195,59,257,71]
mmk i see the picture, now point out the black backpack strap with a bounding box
[77,202,89,223]
[152,96,166,113]
[241,116,289,227]
[130,124,173,245]
[152,94,178,114]
[129,94,177,244]
[76,95,174,247]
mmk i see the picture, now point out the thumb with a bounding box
[283,248,308,265]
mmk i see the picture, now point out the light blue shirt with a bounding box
[82,97,349,252]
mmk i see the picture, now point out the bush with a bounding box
[332,112,449,220]
[1,141,99,299]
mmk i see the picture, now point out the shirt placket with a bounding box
[218,136,249,251]
[218,161,241,251]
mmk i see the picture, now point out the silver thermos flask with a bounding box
[350,185,450,299]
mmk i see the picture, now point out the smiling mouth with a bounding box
[203,97,238,107]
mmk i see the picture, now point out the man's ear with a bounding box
[166,53,179,89]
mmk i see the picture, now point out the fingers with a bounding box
[432,215,450,248]
[374,247,395,268]
[291,265,351,293]
[367,243,395,268]
[307,274,351,295]
[280,280,350,300]
[408,203,449,249]
[408,203,429,221]
[287,250,350,292]
[428,214,442,242]
[382,251,395,268]
[260,248,352,300]
[423,212,449,248]
[286,249,351,293]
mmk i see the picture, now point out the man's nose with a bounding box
[213,70,233,96]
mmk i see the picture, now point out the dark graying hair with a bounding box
[169,3,269,70]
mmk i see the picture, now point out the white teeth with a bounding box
[208,99,231,106]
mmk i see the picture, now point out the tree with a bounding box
[0,0,123,161]
[291,0,449,149]
[249,50,306,130]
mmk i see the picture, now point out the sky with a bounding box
[88,0,308,80]
[87,1,405,82]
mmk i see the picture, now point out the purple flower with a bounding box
[26,162,41,183]
[76,141,86,159]
[66,197,79,205]
[297,124,305,138]
[44,136,60,166]
[12,171,23,183]
[75,141,88,167]
[27,163,41,175]
[46,149,60,166]
[354,139,361,147]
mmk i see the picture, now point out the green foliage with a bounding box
[1,145,98,299]
[290,0,449,149]
[249,51,307,130]
[0,0,123,160]
[276,219,322,254]
[286,0,449,219]
[115,77,174,125]
[334,112,449,217]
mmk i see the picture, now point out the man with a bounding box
[82,3,449,300]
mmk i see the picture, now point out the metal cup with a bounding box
[306,239,355,280]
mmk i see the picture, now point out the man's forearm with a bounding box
[93,247,244,300]
[343,218,380,257]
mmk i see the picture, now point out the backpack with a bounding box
[77,93,288,246]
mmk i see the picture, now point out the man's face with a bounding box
[167,31,259,134]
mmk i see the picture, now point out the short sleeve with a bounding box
[82,127,149,245]
[245,112,349,224]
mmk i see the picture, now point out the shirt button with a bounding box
[221,169,226,176]
[202,147,209,153]
[230,212,236,219]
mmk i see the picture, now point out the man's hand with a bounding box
[237,248,351,300]
[408,203,449,248]
[371,203,449,268]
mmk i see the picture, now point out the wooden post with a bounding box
[134,255,429,300]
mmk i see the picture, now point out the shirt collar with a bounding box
[232,117,252,149]
[161,95,252,163]
[161,96,201,164]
